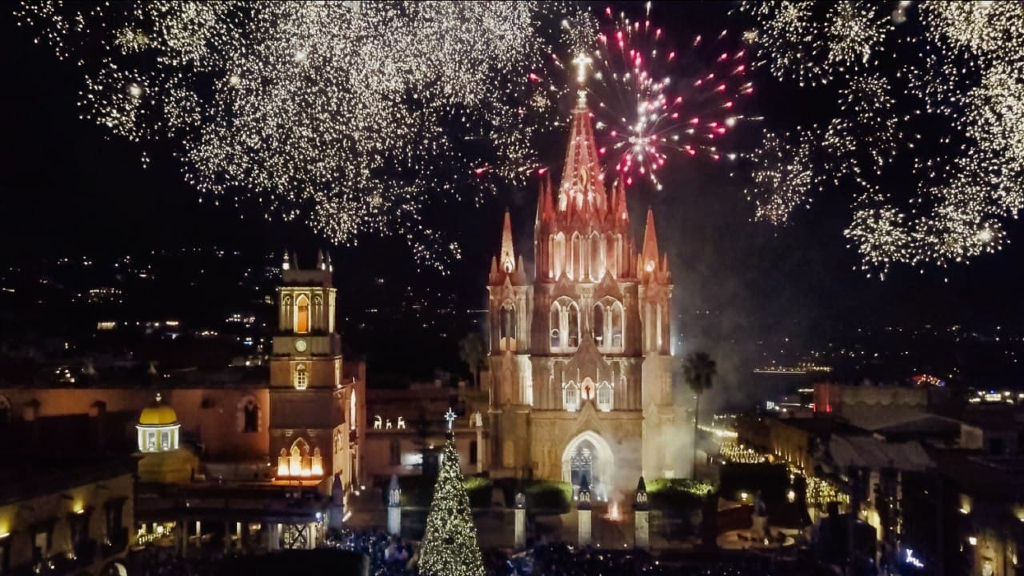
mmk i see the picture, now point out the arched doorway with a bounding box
[561,431,614,501]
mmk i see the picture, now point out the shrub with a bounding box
[463,475,493,508]
[523,480,573,513]
[646,478,713,511]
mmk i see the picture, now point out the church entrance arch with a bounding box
[561,430,614,501]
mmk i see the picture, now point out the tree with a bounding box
[418,430,484,576]
[683,352,717,479]
[458,332,487,388]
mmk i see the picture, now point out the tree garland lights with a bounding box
[418,431,485,576]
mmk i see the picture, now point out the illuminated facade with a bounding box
[486,99,676,493]
[136,394,198,484]
[270,250,360,488]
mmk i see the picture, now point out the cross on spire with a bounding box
[572,53,593,108]
[444,408,457,431]
[572,53,593,84]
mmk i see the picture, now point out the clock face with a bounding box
[294,339,308,353]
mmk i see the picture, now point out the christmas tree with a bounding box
[418,410,484,576]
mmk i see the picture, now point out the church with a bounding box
[484,94,677,497]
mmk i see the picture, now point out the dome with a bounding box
[139,394,178,426]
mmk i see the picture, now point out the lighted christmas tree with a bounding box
[418,409,485,576]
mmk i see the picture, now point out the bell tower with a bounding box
[269,250,352,490]
[272,249,341,388]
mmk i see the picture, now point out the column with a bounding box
[387,474,401,536]
[475,428,484,474]
[179,517,188,556]
[634,477,650,550]
[577,475,592,547]
[514,492,526,550]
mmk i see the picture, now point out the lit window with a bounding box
[551,299,581,352]
[550,303,561,350]
[567,303,580,348]
[294,364,308,390]
[610,302,624,350]
[350,390,357,430]
[564,382,580,412]
[597,382,613,412]
[295,295,310,333]
[572,234,582,280]
[499,303,516,351]
[590,233,604,281]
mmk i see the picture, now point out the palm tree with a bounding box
[682,352,717,479]
[458,332,487,388]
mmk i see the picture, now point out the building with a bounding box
[0,458,135,576]
[362,384,489,483]
[269,250,362,490]
[484,91,677,495]
[0,252,369,559]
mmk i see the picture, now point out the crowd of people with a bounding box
[124,528,819,576]
[331,528,418,576]
[123,546,225,576]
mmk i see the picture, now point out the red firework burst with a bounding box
[590,4,753,189]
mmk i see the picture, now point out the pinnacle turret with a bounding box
[499,210,515,274]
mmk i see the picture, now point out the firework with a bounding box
[744,130,816,226]
[589,5,753,190]
[741,0,1024,275]
[523,4,753,190]
[15,1,576,270]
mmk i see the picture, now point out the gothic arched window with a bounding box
[593,303,605,346]
[499,303,516,351]
[563,381,580,412]
[597,382,613,412]
[551,299,581,352]
[313,295,323,331]
[610,301,624,351]
[289,438,310,477]
[294,364,308,390]
[295,295,310,334]
[612,235,622,278]
[282,295,293,331]
[350,390,357,431]
[567,302,580,348]
[237,396,260,433]
[590,233,604,281]
[571,233,583,280]
[553,233,566,279]
[656,303,664,350]
[550,302,561,350]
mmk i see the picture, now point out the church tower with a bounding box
[486,79,676,493]
[269,250,355,490]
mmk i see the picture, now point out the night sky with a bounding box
[2,4,1023,404]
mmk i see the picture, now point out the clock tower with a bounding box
[269,250,354,489]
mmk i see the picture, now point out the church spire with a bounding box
[613,177,629,227]
[558,54,606,220]
[536,173,555,227]
[640,207,660,275]
[499,210,515,274]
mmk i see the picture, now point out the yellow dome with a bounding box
[139,402,178,426]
